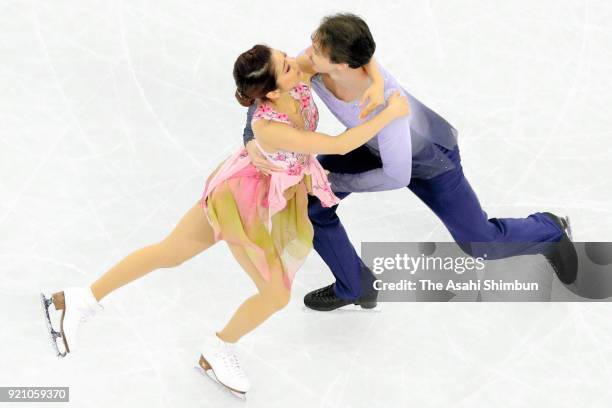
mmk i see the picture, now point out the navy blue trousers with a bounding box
[308,143,564,300]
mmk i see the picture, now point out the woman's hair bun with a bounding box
[235,88,254,107]
[233,44,276,107]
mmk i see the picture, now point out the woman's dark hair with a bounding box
[311,13,376,69]
[233,44,278,107]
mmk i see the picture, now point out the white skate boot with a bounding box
[195,333,250,400]
[40,287,103,357]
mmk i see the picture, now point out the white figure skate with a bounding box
[194,333,250,400]
[40,287,103,357]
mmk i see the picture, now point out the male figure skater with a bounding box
[242,13,577,311]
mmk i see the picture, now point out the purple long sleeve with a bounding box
[310,74,414,192]
[309,55,459,192]
[325,95,413,192]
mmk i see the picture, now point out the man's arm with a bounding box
[242,104,286,175]
[243,104,256,146]
[326,103,413,192]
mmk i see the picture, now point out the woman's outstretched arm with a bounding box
[253,91,409,156]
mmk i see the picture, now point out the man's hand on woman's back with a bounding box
[245,140,284,176]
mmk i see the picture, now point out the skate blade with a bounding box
[302,304,382,313]
[193,365,247,401]
[39,293,67,358]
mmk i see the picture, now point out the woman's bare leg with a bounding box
[86,189,289,341]
[216,244,291,343]
[90,199,217,301]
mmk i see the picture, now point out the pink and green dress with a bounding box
[200,81,340,289]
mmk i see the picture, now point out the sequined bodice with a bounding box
[251,82,319,175]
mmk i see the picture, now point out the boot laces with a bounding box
[78,303,103,323]
[314,284,334,298]
[221,345,245,378]
[79,310,93,324]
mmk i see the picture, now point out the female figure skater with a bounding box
[40,44,408,398]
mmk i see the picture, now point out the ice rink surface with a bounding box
[2,0,612,406]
